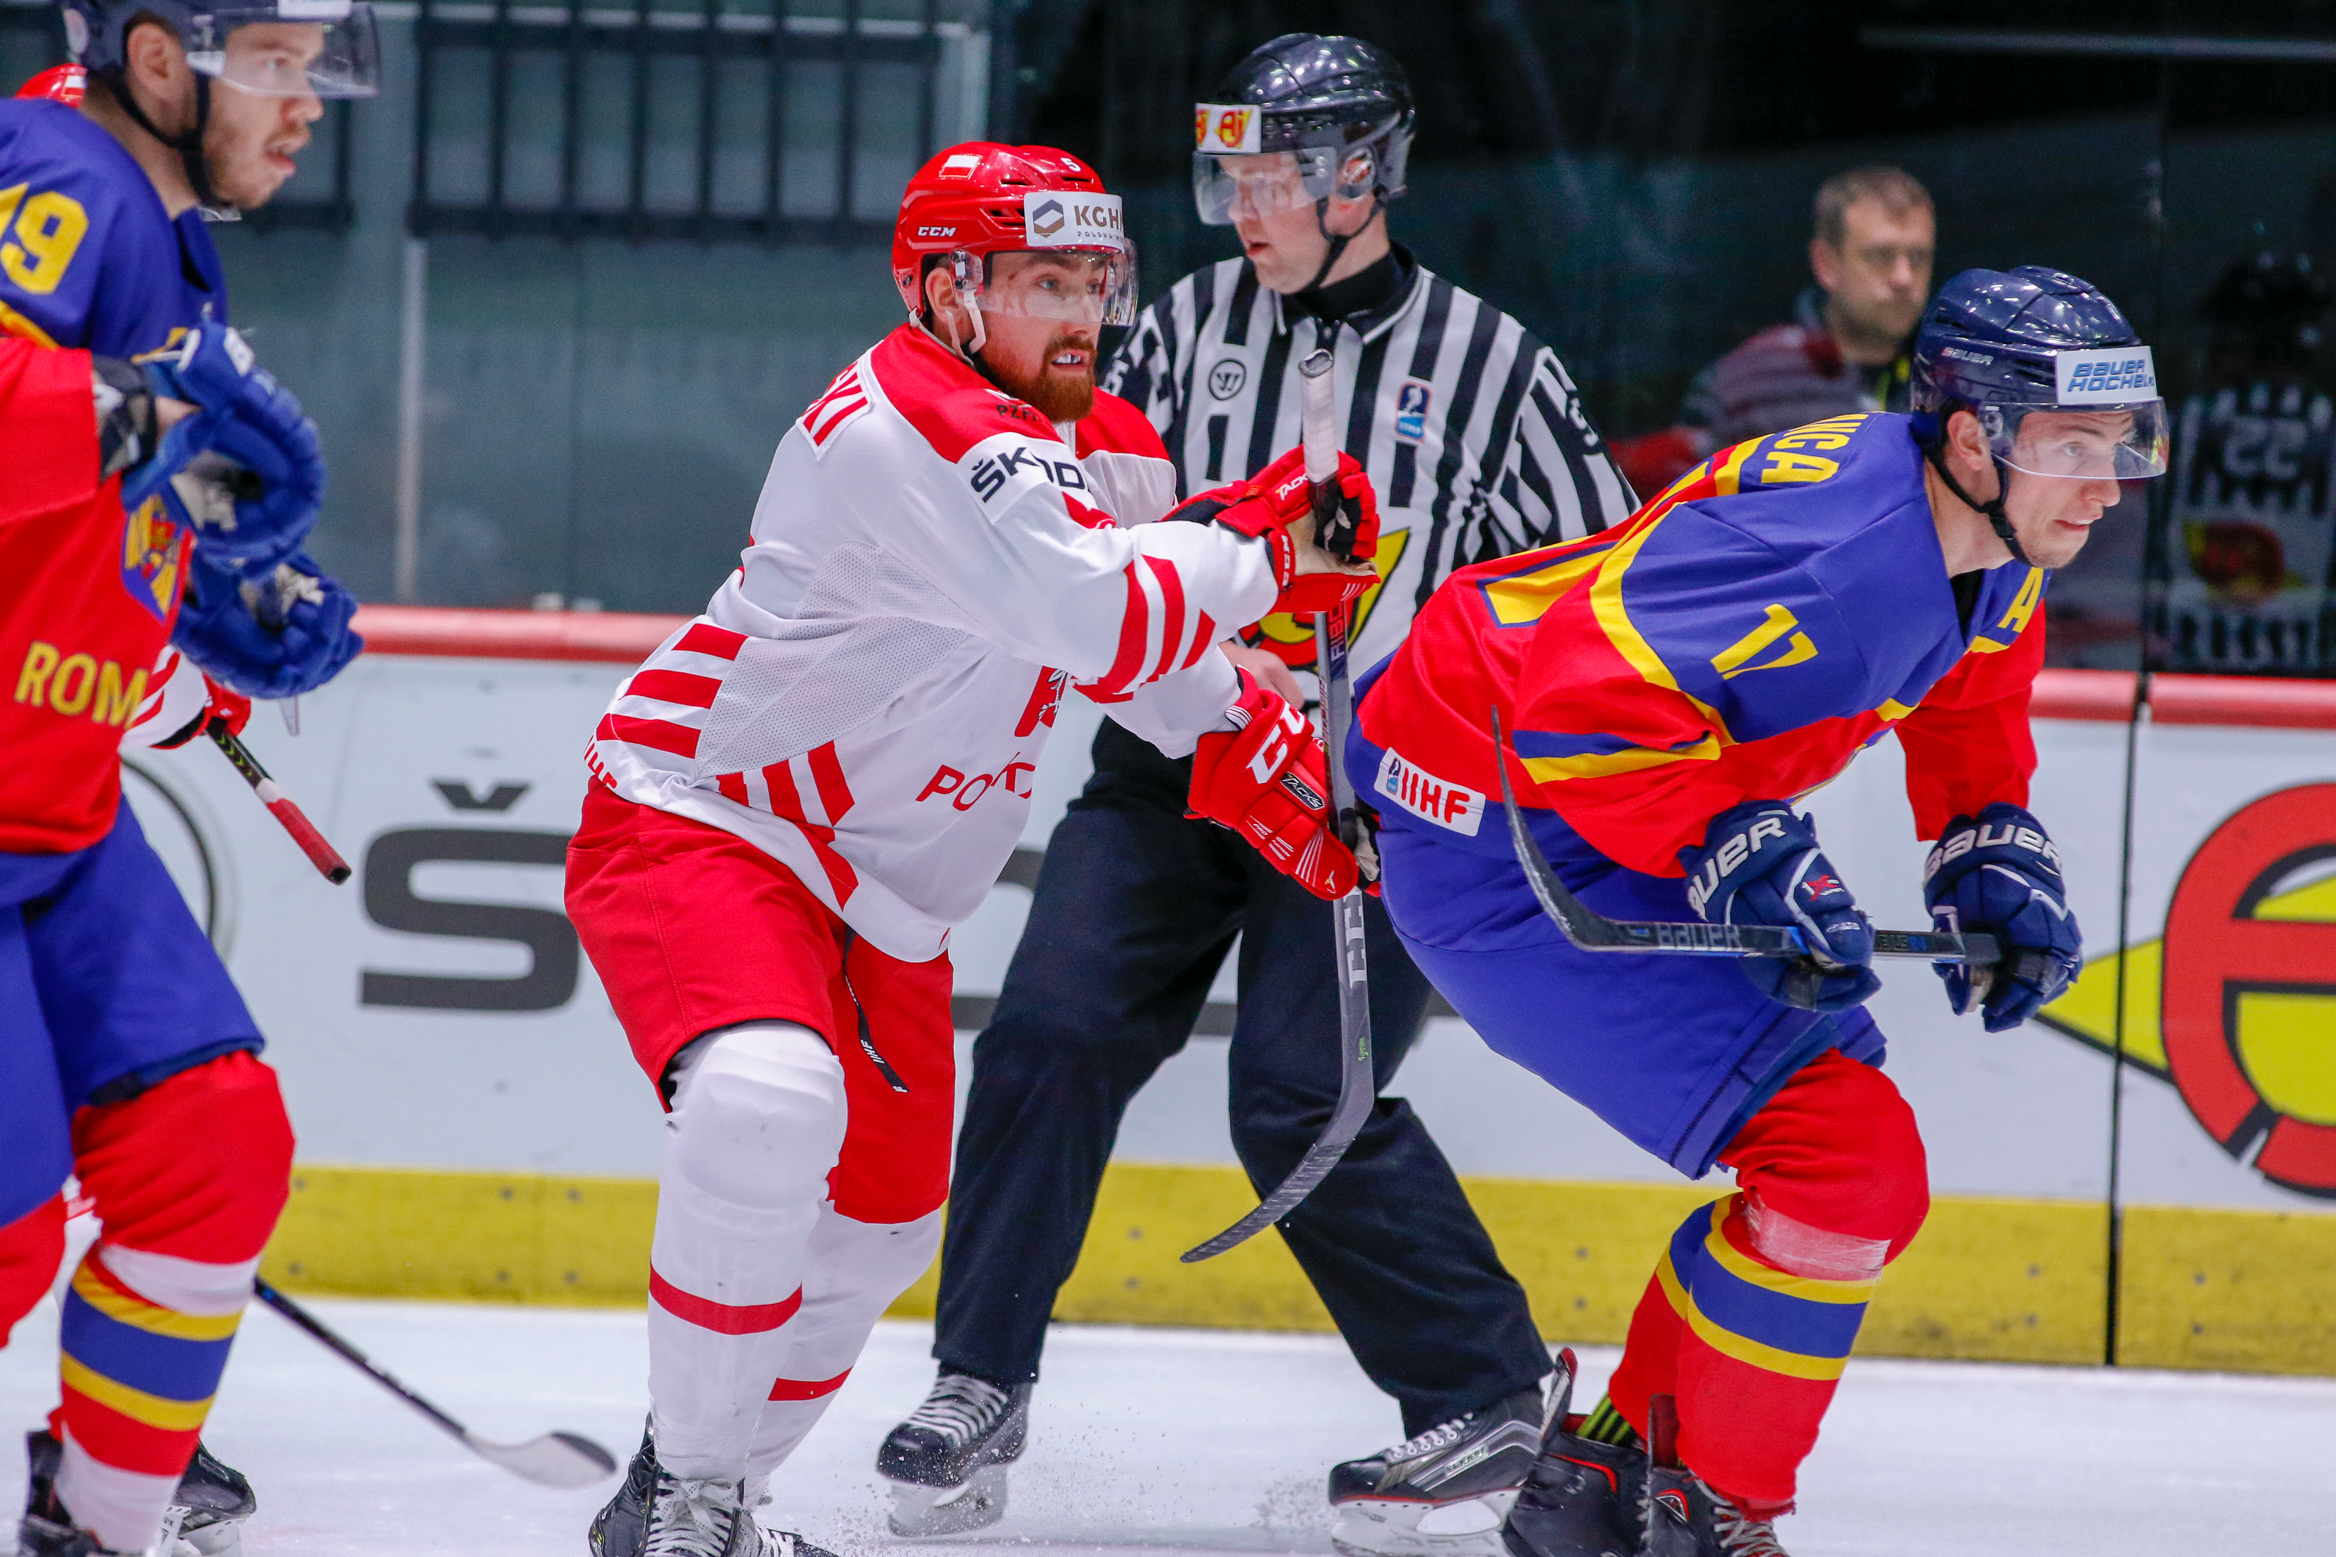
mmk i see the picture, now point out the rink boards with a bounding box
[123,607,2336,1375]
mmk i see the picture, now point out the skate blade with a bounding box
[886,1466,1008,1538]
[1330,1491,1518,1557]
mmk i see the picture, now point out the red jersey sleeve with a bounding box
[1894,601,2045,840]
[0,339,99,526]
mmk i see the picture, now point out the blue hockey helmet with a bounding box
[61,0,380,101]
[1911,265,2168,482]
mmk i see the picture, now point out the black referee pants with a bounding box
[932,721,1551,1437]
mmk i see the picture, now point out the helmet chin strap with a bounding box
[103,69,235,219]
[1301,191,1384,295]
[1923,442,2033,568]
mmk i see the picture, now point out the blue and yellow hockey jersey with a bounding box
[0,98,227,355]
[1354,411,2047,880]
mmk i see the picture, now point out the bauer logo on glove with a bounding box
[1923,802,2081,1031]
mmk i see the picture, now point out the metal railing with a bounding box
[406,0,989,242]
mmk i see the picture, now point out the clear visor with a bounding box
[1983,402,2170,480]
[951,245,1139,328]
[184,6,381,99]
[1192,148,1338,226]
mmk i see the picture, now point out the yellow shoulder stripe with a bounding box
[1589,514,1735,746]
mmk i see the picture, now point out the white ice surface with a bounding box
[4,1297,2331,1557]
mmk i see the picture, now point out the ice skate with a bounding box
[1499,1352,1645,1557]
[1328,1383,1545,1557]
[18,1433,129,1557]
[588,1418,659,1557]
[1637,1397,1788,1557]
[158,1440,259,1556]
[876,1370,1031,1536]
[24,1429,257,1557]
[585,1417,836,1557]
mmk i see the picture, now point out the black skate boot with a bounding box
[160,1440,259,1555]
[1637,1397,1789,1557]
[588,1416,839,1557]
[25,1429,257,1557]
[587,1418,658,1557]
[1500,1351,1646,1557]
[20,1431,133,1557]
[875,1370,1031,1536]
[1328,1383,1546,1557]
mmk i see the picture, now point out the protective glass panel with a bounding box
[952,246,1139,328]
[1987,403,2172,481]
[186,4,380,99]
[1191,148,1335,227]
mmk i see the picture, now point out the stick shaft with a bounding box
[1487,708,2000,967]
[207,720,353,883]
[1181,347,1376,1263]
[253,1281,470,1443]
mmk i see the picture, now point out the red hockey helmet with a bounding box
[892,142,1137,344]
[16,63,88,104]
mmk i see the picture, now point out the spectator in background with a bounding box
[1614,165,1935,497]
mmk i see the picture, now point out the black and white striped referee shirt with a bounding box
[1104,251,1638,680]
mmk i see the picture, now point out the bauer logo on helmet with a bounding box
[2056,346,2157,403]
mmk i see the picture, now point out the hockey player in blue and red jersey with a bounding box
[0,6,374,1552]
[1348,267,2168,1556]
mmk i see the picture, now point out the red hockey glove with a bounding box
[1168,446,1380,614]
[1187,672,1357,901]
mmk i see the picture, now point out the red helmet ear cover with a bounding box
[891,142,1109,315]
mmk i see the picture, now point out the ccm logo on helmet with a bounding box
[915,225,956,238]
[917,759,1035,811]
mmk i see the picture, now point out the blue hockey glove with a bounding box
[172,549,363,699]
[1923,803,2082,1032]
[130,321,325,574]
[1680,800,1882,1013]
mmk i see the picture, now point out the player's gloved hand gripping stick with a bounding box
[1487,708,2002,977]
[1184,346,1379,1262]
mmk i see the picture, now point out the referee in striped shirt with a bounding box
[886,35,1636,1548]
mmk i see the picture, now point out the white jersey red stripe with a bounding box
[587,322,1278,960]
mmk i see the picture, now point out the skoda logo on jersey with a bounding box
[1395,380,1433,443]
[1208,359,1248,401]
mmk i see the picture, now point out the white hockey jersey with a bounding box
[586,324,1281,961]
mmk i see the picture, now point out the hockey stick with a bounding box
[1486,706,2000,966]
[1183,346,1378,1263]
[252,1280,617,1488]
[206,717,352,884]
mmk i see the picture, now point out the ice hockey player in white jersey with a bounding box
[881,33,1637,1557]
[564,140,1383,1557]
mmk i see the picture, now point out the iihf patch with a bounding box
[1374,746,1483,836]
[1394,380,1431,443]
